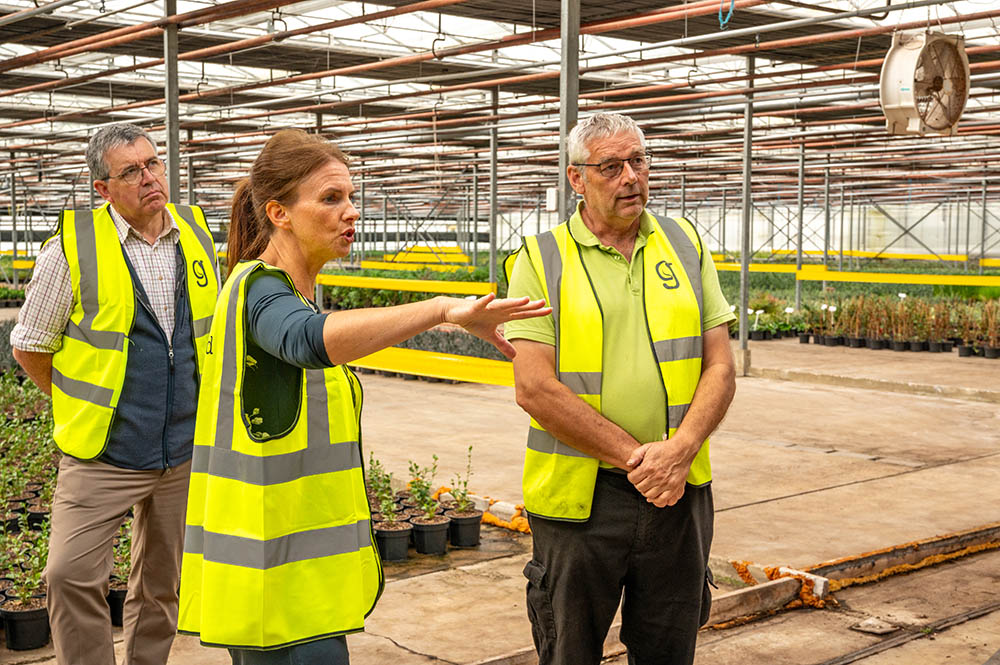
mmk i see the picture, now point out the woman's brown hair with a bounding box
[227,129,349,277]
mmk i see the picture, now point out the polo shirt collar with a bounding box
[567,201,657,251]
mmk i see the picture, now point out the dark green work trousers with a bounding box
[525,470,714,665]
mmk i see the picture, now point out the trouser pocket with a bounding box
[523,559,557,663]
[699,567,716,627]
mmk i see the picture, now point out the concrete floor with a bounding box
[2,337,999,664]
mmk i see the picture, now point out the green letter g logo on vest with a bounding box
[655,260,680,289]
[193,260,209,287]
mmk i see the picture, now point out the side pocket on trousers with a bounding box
[699,567,716,627]
[523,560,556,661]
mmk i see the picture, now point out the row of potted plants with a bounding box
[735,294,1000,357]
[366,447,484,562]
[0,286,25,308]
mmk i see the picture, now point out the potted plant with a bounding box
[957,301,980,357]
[983,299,999,359]
[890,295,911,352]
[1,516,50,650]
[373,490,412,563]
[407,456,450,555]
[445,446,483,548]
[107,517,131,627]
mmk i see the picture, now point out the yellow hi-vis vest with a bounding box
[504,213,710,521]
[179,260,383,650]
[50,202,219,459]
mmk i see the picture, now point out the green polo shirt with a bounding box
[504,204,735,465]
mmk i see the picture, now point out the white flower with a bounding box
[747,307,754,315]
[898,293,907,299]
[755,309,764,315]
[784,306,795,314]
[730,305,736,312]
[829,306,838,313]
[821,303,828,310]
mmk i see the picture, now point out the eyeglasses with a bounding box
[108,157,166,185]
[572,153,652,179]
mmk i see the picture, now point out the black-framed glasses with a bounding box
[109,157,166,185]
[572,153,652,179]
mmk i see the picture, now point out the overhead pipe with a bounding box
[0,0,86,28]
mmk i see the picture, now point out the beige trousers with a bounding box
[44,456,192,665]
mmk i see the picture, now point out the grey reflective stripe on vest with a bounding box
[212,267,254,453]
[70,209,101,334]
[192,316,213,338]
[185,520,372,570]
[652,336,703,363]
[64,319,125,351]
[669,403,690,427]
[526,427,592,458]
[654,216,703,314]
[190,439,361,485]
[51,367,114,408]
[559,371,601,395]
[535,231,562,350]
[173,204,217,281]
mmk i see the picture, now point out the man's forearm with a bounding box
[12,349,53,397]
[516,375,639,469]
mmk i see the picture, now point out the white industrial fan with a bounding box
[879,31,970,136]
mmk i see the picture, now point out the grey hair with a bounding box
[86,123,158,180]
[566,113,646,165]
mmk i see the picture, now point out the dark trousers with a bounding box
[229,636,350,665]
[525,470,714,665]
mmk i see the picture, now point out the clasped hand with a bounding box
[625,435,693,508]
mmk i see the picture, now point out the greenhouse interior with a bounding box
[1,0,999,663]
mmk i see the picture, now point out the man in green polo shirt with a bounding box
[504,112,736,665]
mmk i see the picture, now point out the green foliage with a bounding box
[450,446,475,513]
[0,320,16,373]
[0,286,25,300]
[396,328,507,361]
[7,515,48,604]
[321,265,493,311]
[112,517,132,581]
[407,455,439,520]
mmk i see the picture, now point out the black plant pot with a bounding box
[909,340,924,352]
[750,330,765,341]
[942,341,954,352]
[866,338,884,350]
[106,587,127,627]
[824,336,839,347]
[445,510,483,548]
[985,347,1000,359]
[1,604,50,650]
[927,341,942,353]
[798,333,811,344]
[410,517,451,555]
[891,341,908,352]
[848,337,865,348]
[374,524,413,562]
[957,345,973,357]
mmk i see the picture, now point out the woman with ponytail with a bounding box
[178,129,548,664]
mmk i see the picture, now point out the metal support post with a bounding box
[838,185,845,271]
[721,188,727,256]
[9,155,17,288]
[795,142,804,310]
[822,166,830,290]
[489,89,499,285]
[186,128,195,205]
[557,0,580,222]
[738,55,755,376]
[164,0,181,199]
[981,178,988,275]
[473,164,479,266]
[848,193,854,271]
[89,172,96,209]
[359,172,366,264]
[965,190,972,270]
[383,195,389,253]
[681,174,687,218]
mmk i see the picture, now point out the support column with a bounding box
[383,195,389,253]
[738,55,755,376]
[186,128,195,205]
[9,155,17,288]
[681,173,687,218]
[795,142,804,310]
[557,0,580,223]
[838,184,845,271]
[822,166,830,291]
[164,0,181,199]
[473,164,479,266]
[359,171,366,265]
[721,188,727,256]
[489,89,499,285]
[965,190,972,270]
[981,177,988,275]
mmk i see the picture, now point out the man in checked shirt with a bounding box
[10,123,220,665]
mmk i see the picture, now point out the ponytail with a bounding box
[226,178,269,278]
